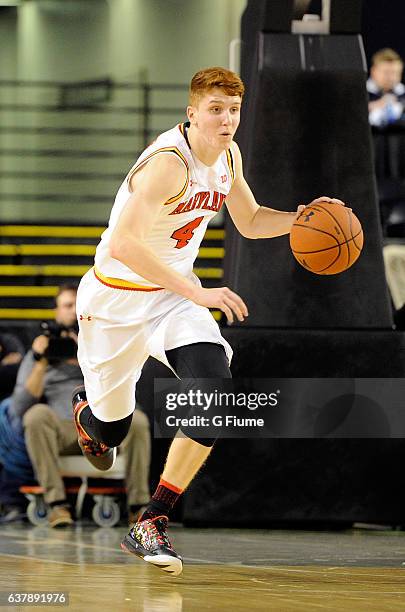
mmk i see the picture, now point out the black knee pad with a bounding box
[165,343,231,447]
[93,413,133,447]
[76,386,134,447]
[166,342,231,378]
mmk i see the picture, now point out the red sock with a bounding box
[140,479,183,521]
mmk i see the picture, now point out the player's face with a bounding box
[371,61,403,92]
[188,88,241,150]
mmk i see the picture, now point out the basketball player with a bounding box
[73,67,344,576]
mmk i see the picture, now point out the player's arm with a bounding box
[226,143,344,239]
[110,155,198,298]
[109,155,248,323]
[225,142,296,239]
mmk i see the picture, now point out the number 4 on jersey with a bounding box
[171,216,204,249]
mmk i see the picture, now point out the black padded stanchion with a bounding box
[225,33,392,328]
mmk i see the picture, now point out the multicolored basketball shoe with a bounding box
[121,515,183,576]
[72,385,116,471]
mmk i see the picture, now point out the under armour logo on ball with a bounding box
[303,211,315,222]
[79,314,92,321]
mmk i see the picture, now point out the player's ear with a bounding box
[187,105,197,125]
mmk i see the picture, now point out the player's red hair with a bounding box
[189,67,245,105]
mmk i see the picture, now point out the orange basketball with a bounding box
[289,201,364,275]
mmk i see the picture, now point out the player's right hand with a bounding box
[191,286,248,324]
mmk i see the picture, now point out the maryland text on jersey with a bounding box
[169,191,227,215]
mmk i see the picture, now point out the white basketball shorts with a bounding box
[76,268,233,421]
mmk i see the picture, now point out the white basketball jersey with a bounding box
[94,122,235,289]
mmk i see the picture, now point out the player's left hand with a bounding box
[296,196,348,217]
[310,196,346,206]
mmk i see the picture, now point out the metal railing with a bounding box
[0,78,188,211]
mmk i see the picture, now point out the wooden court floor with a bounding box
[0,523,404,611]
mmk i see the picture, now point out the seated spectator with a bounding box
[0,331,25,401]
[367,48,405,127]
[0,332,28,522]
[0,396,35,524]
[1,284,151,527]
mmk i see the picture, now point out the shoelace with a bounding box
[144,518,171,549]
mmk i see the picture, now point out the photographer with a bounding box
[10,284,83,526]
[8,284,151,528]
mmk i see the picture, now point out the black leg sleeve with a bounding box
[166,342,232,446]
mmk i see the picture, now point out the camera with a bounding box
[39,321,78,361]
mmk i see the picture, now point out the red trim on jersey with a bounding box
[93,267,164,292]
